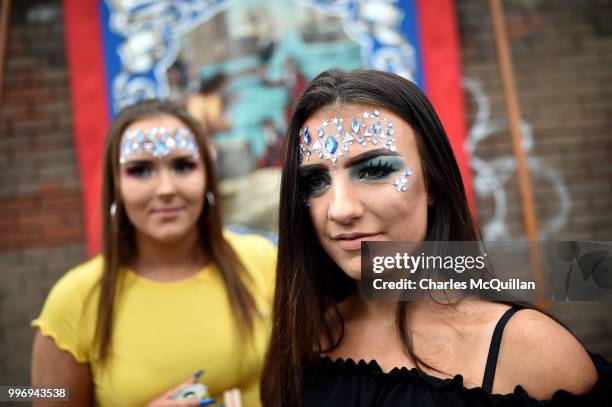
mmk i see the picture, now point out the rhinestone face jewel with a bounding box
[394,170,413,192]
[120,127,199,164]
[304,127,311,145]
[325,136,338,154]
[373,121,382,134]
[298,110,399,170]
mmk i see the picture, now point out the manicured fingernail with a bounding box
[193,369,204,378]
[199,398,216,406]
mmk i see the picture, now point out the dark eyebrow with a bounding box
[122,155,196,166]
[298,163,328,177]
[122,159,153,166]
[170,155,197,162]
[343,148,401,168]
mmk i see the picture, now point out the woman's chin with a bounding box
[339,260,363,280]
[150,229,191,245]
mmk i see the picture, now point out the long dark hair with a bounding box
[261,69,481,406]
[94,99,257,362]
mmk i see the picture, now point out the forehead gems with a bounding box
[119,127,200,164]
[298,109,397,168]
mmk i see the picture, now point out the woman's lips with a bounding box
[334,234,380,251]
[151,207,184,218]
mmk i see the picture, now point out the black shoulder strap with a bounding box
[482,306,520,393]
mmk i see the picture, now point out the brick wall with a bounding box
[458,0,612,356]
[0,0,611,386]
[0,0,87,384]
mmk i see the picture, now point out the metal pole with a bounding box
[488,0,548,309]
[0,0,12,113]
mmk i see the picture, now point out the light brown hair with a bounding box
[261,69,481,406]
[94,99,257,361]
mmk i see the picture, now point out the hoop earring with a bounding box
[110,202,117,218]
[206,191,215,207]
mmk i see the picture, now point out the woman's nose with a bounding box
[327,177,363,225]
[155,169,177,198]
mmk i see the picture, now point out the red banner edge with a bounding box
[62,0,110,256]
[417,0,475,212]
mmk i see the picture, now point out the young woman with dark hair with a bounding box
[31,100,276,406]
[261,69,611,406]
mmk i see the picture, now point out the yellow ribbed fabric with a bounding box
[32,231,276,407]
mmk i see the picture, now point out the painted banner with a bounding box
[63,0,471,255]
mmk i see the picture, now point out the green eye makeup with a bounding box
[298,154,414,204]
[349,156,405,181]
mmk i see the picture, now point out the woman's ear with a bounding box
[427,194,434,206]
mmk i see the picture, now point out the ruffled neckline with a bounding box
[314,353,612,402]
[317,355,525,396]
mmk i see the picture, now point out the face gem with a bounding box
[342,132,354,143]
[373,121,382,134]
[298,111,398,169]
[155,140,166,155]
[120,127,199,163]
[325,136,339,154]
[304,127,311,145]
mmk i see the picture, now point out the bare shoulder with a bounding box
[496,308,597,398]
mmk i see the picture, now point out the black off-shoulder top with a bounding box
[303,307,612,406]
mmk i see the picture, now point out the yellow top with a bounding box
[32,231,276,407]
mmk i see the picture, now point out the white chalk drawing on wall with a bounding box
[463,78,571,240]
